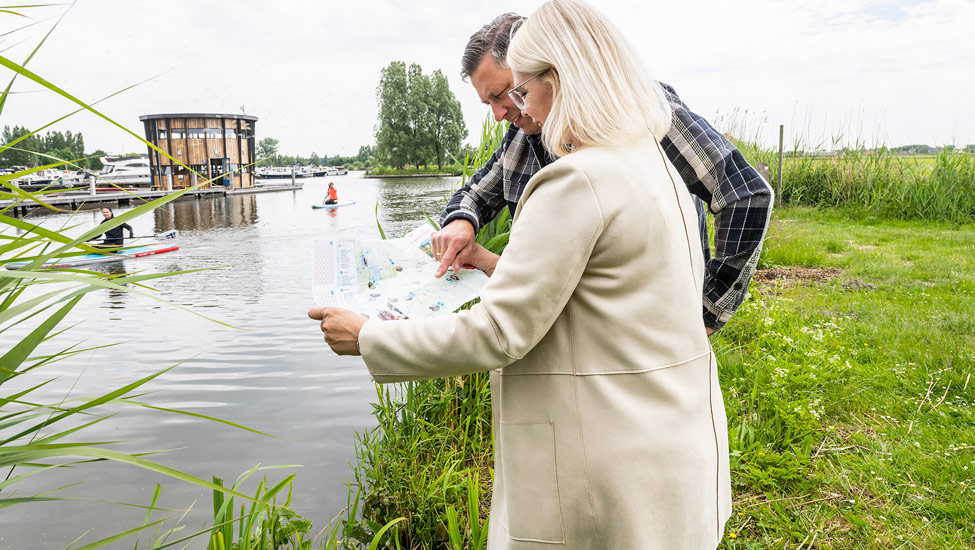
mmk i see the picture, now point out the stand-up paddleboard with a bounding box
[312,200,356,209]
[4,231,180,270]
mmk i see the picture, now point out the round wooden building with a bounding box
[139,113,258,191]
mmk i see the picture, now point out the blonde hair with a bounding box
[506,0,672,158]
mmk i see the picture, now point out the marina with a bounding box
[0,180,304,215]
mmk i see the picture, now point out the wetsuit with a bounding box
[92,218,134,249]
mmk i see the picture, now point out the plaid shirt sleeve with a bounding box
[439,124,519,232]
[659,82,775,332]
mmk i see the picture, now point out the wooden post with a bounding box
[291,165,296,187]
[777,124,784,197]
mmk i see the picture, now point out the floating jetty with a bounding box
[0,181,302,216]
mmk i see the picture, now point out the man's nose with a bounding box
[490,102,507,122]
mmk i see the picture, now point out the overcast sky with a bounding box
[2,0,972,157]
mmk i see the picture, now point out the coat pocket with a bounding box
[500,421,565,543]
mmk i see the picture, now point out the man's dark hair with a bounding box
[460,13,526,81]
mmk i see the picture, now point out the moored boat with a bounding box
[91,156,152,187]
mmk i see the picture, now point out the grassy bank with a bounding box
[367,165,464,177]
[346,206,975,548]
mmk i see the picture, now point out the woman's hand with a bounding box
[307,306,367,355]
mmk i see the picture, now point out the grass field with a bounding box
[716,206,975,548]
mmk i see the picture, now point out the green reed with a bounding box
[730,136,975,222]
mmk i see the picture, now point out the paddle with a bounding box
[127,230,179,240]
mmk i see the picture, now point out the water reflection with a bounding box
[153,194,259,232]
[98,262,130,312]
[374,176,460,235]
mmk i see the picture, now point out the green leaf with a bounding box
[0,294,79,384]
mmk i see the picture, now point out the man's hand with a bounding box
[466,243,500,277]
[431,220,476,278]
[308,306,367,356]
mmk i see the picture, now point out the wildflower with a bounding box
[728,532,738,539]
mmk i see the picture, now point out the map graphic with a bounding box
[313,225,489,320]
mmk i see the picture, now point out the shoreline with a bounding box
[361,173,459,179]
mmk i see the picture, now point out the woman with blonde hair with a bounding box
[310,0,731,547]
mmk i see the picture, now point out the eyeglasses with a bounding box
[507,72,544,110]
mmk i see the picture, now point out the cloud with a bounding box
[2,0,972,156]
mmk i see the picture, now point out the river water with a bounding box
[0,173,461,548]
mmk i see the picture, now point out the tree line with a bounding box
[256,138,377,169]
[0,126,106,170]
[374,61,467,171]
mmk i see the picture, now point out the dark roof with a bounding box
[139,113,258,122]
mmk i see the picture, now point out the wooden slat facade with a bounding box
[139,113,258,191]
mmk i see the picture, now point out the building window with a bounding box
[170,129,185,139]
[158,129,168,140]
[225,128,237,139]
[188,128,206,139]
[206,128,223,139]
[190,164,208,177]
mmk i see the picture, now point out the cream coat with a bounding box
[358,137,732,549]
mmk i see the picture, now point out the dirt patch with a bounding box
[754,267,841,288]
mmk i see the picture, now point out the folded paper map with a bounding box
[313,225,489,320]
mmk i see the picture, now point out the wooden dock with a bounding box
[1,182,303,216]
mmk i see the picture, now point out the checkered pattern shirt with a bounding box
[440,83,774,332]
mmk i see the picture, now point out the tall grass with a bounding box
[771,147,975,221]
[717,111,975,222]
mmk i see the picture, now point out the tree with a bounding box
[375,61,411,169]
[375,62,468,171]
[406,63,434,168]
[257,137,279,164]
[0,127,96,169]
[1,125,39,167]
[427,70,467,171]
[86,149,106,170]
[357,145,374,163]
[309,151,321,166]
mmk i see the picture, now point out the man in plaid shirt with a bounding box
[432,13,773,334]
